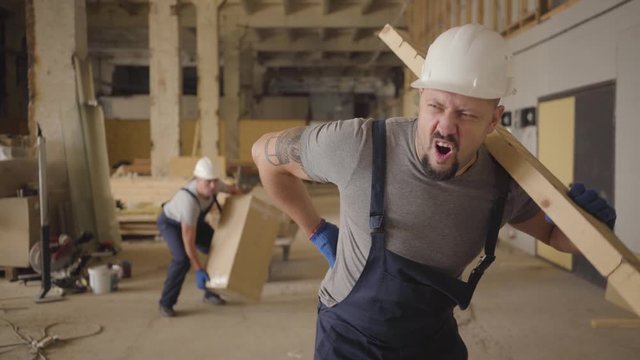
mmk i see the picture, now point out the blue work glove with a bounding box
[310,219,338,268]
[568,183,616,229]
[546,183,616,229]
[195,269,210,290]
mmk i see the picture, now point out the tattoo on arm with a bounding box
[264,128,304,167]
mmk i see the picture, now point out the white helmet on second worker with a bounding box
[193,156,217,180]
[411,24,515,99]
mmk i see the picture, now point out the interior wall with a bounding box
[502,0,640,253]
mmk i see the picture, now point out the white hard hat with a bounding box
[411,24,516,99]
[193,157,217,180]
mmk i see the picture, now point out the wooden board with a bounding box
[0,158,37,198]
[0,197,40,267]
[378,24,640,317]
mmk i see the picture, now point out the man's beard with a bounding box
[422,156,459,181]
[421,131,459,181]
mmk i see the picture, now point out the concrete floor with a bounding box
[1,191,639,360]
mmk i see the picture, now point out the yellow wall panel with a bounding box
[105,119,197,167]
[238,119,307,162]
[537,96,575,270]
[105,118,305,166]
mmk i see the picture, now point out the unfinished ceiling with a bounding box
[87,0,408,87]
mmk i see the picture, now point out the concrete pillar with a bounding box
[149,0,181,176]
[26,0,96,237]
[220,33,240,160]
[195,0,220,160]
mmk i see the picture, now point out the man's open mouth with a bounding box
[435,140,453,156]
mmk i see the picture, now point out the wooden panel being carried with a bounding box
[378,24,640,317]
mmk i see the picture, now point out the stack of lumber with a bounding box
[117,209,161,237]
[112,158,152,177]
[110,176,187,237]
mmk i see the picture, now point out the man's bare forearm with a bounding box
[547,225,579,254]
[181,225,204,270]
[253,128,322,236]
[512,210,580,254]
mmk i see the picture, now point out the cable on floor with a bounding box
[0,318,103,360]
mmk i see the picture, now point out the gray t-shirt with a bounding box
[300,117,540,307]
[162,179,214,226]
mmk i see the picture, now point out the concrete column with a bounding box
[149,0,181,176]
[195,0,220,160]
[220,33,240,160]
[27,0,95,237]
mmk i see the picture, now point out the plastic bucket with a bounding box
[88,265,112,294]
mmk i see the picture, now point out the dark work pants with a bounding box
[157,211,216,308]
[158,215,191,308]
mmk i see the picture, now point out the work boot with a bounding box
[203,291,226,305]
[159,305,176,317]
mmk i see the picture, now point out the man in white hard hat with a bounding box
[252,24,617,358]
[157,156,237,317]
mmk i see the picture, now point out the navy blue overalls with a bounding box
[158,188,222,309]
[314,120,509,359]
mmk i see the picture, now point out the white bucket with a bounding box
[88,265,112,294]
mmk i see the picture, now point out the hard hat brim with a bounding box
[410,78,512,100]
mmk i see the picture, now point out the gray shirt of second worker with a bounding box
[162,179,215,226]
[300,117,540,307]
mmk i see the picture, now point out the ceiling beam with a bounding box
[259,54,401,67]
[283,0,293,14]
[318,28,327,41]
[362,0,376,14]
[87,2,407,28]
[322,0,331,14]
[240,0,253,14]
[251,35,384,52]
[352,28,371,42]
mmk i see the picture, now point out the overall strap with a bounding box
[466,161,511,289]
[369,120,387,233]
[180,188,221,214]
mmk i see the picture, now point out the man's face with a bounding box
[196,178,216,197]
[415,88,503,180]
